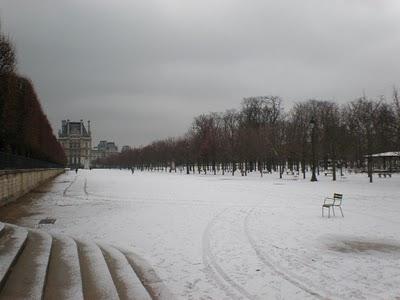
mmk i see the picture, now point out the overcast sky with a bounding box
[1,0,400,147]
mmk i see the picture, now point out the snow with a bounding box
[100,244,152,300]
[46,234,85,300]
[370,151,400,157]
[0,225,28,282]
[7,169,400,299]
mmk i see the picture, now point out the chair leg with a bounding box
[328,207,330,218]
[339,206,344,217]
[332,206,336,216]
[322,207,324,217]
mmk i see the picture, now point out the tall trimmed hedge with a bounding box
[0,73,66,166]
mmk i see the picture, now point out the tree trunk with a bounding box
[332,144,336,181]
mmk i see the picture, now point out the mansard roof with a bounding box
[59,120,90,137]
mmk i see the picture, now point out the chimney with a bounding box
[61,120,66,135]
[67,119,70,135]
[80,119,83,134]
[88,120,91,135]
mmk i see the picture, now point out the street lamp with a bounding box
[310,117,318,182]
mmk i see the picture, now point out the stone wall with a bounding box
[0,168,64,206]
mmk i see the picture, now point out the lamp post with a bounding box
[310,117,318,182]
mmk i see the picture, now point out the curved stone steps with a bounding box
[100,244,152,300]
[76,240,120,300]
[0,230,52,300]
[44,234,84,300]
[123,250,175,300]
[0,222,173,300]
[0,225,28,290]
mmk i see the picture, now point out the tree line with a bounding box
[101,92,400,181]
[0,23,66,165]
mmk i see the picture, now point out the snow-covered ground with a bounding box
[3,169,400,299]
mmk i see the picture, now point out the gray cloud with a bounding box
[1,0,400,146]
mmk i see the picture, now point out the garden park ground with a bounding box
[1,169,399,299]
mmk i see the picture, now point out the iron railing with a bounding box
[0,151,64,170]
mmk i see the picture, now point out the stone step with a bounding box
[44,235,84,300]
[100,244,152,300]
[0,229,52,300]
[76,239,119,300]
[0,225,28,290]
[0,222,171,300]
[123,250,175,300]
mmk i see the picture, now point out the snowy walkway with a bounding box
[1,169,400,299]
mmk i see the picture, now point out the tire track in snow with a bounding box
[63,175,78,197]
[243,207,329,300]
[202,207,257,300]
[84,178,88,198]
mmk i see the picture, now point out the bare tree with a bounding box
[0,25,16,75]
[103,93,398,183]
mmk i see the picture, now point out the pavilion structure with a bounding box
[368,151,400,173]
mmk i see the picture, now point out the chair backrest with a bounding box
[333,193,343,205]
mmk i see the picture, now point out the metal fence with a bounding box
[0,151,64,170]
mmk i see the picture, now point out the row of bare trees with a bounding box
[0,23,66,165]
[100,94,400,180]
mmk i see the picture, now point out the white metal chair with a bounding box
[322,193,344,218]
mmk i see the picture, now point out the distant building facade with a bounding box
[121,145,131,152]
[90,147,103,163]
[58,120,92,169]
[91,140,119,165]
[97,140,118,155]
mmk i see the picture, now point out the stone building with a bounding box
[97,140,118,155]
[91,140,119,166]
[58,120,92,169]
[90,148,103,163]
[121,145,131,152]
